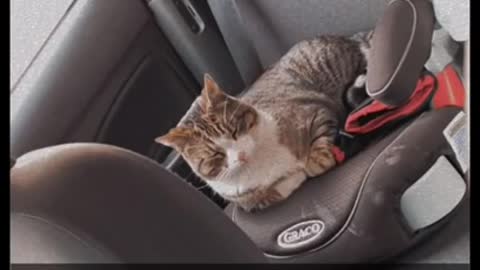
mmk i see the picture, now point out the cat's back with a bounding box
[241,35,365,112]
[281,35,365,81]
[235,35,367,160]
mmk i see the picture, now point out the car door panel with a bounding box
[11,0,198,160]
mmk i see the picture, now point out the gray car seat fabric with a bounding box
[10,144,266,263]
[207,0,389,87]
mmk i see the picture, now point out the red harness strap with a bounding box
[345,74,436,135]
[332,64,465,164]
[332,145,346,164]
[431,65,465,109]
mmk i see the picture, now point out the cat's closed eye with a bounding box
[198,153,225,177]
[212,151,225,159]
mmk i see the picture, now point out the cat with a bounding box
[156,33,371,212]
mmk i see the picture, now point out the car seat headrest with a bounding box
[366,0,435,106]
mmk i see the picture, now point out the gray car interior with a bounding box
[10,0,469,264]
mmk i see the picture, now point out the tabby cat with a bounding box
[156,33,371,212]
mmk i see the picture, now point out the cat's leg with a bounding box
[305,137,337,177]
[255,171,307,211]
[237,171,307,212]
[251,188,284,211]
[272,170,307,200]
[235,189,283,212]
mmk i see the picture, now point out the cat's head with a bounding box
[155,74,262,181]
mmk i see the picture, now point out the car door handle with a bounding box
[172,0,205,34]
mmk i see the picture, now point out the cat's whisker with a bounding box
[219,169,232,182]
[196,184,209,190]
[223,99,228,124]
[215,169,229,182]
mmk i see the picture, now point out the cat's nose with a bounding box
[237,151,248,163]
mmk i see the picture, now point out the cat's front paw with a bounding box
[237,188,285,213]
[305,143,337,177]
[237,173,307,212]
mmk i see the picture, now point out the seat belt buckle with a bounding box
[338,130,355,139]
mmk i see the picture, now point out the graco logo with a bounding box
[277,220,325,249]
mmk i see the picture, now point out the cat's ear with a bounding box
[237,106,258,133]
[154,127,192,151]
[244,108,258,130]
[201,73,226,110]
